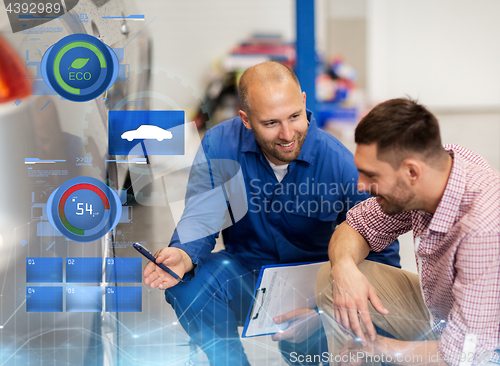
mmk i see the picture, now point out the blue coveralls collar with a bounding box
[240,109,319,166]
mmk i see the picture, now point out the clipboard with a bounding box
[242,261,326,338]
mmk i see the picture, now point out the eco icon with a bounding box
[41,34,119,102]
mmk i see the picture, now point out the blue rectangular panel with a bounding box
[66,286,102,312]
[105,257,142,283]
[105,287,142,312]
[26,257,63,283]
[66,258,102,283]
[108,110,185,155]
[26,286,63,312]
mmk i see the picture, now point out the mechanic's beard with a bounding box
[254,130,307,164]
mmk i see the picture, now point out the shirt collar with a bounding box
[240,109,319,165]
[428,148,466,233]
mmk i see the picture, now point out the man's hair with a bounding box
[355,98,447,168]
[237,61,300,116]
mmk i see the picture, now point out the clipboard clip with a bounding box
[249,288,266,320]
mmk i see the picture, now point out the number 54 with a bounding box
[76,203,93,215]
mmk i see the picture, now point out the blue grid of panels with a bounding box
[26,257,142,313]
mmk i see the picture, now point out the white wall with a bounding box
[135,0,335,113]
[325,0,367,87]
[136,1,500,111]
[136,0,295,109]
[367,0,500,110]
[328,0,366,18]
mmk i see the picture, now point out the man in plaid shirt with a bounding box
[315,98,500,366]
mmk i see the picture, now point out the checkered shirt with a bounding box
[346,144,500,366]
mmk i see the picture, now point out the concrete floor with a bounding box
[118,112,499,365]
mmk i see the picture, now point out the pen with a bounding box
[132,242,183,283]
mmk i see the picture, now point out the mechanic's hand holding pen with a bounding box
[142,246,193,289]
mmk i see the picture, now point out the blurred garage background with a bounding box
[0,0,498,365]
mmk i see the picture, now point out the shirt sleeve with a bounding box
[346,197,412,252]
[168,130,224,278]
[438,231,500,366]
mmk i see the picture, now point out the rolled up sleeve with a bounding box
[346,197,412,252]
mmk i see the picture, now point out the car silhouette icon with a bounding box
[121,125,173,141]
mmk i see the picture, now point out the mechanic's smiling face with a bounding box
[240,79,308,165]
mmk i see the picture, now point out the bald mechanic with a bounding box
[142,62,400,366]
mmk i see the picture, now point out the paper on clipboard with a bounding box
[242,261,326,338]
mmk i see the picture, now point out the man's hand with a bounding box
[339,334,379,366]
[331,261,388,345]
[339,335,446,366]
[271,308,321,344]
[143,247,194,290]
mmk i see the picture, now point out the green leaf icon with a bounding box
[68,58,90,70]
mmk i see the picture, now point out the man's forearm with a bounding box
[329,221,371,266]
[371,338,448,366]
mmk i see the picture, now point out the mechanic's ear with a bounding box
[239,110,252,130]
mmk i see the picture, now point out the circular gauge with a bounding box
[41,34,119,102]
[47,177,122,242]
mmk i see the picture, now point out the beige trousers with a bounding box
[314,260,438,364]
